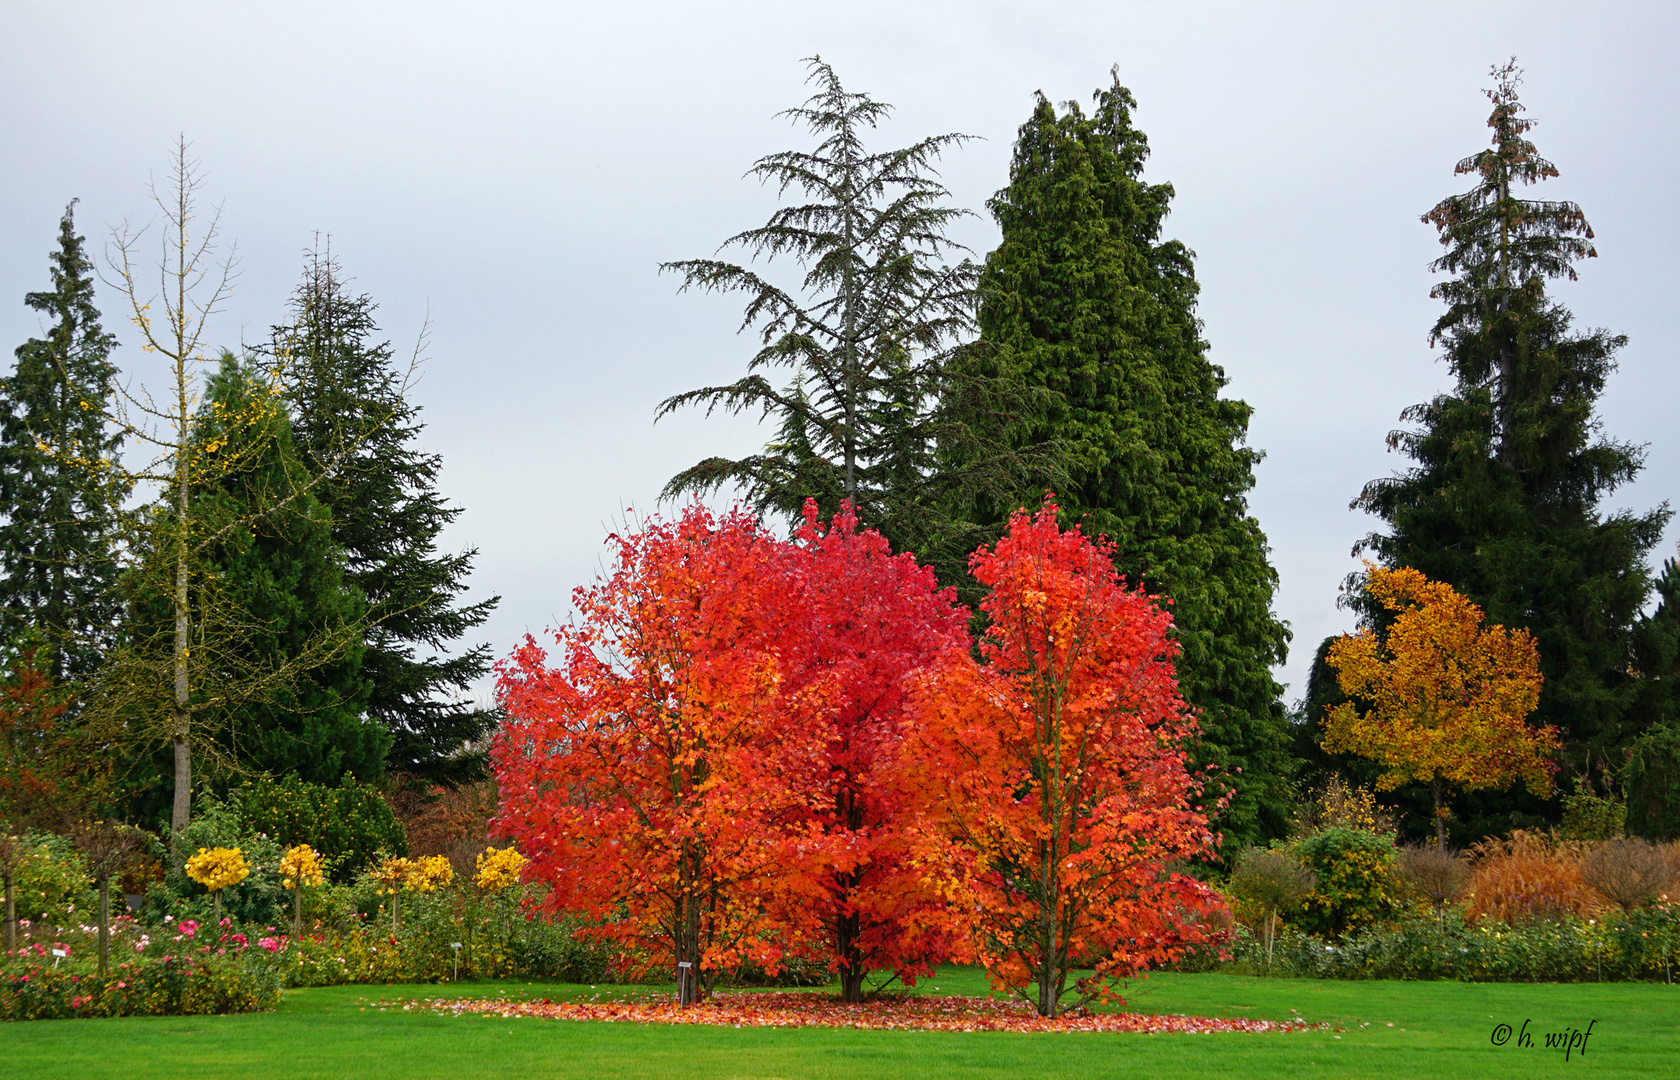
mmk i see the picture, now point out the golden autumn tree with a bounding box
[1323,565,1556,851]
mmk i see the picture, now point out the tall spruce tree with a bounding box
[658,58,1052,560]
[192,355,384,783]
[0,202,128,678]
[959,74,1292,849]
[1353,62,1669,829]
[271,249,498,786]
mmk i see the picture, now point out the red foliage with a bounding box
[777,501,969,999]
[900,504,1224,1016]
[0,643,73,830]
[491,506,833,998]
[423,991,1325,1033]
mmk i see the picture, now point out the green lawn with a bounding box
[7,967,1675,1078]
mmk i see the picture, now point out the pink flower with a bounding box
[258,937,281,953]
[232,933,248,948]
[177,920,199,939]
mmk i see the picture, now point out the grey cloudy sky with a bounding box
[4,1,1676,707]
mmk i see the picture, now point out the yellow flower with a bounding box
[406,855,454,893]
[279,844,325,889]
[371,856,415,891]
[474,846,528,891]
[185,846,250,892]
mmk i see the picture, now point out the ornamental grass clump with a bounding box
[1465,830,1598,924]
[184,847,249,922]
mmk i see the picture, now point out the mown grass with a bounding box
[7,966,1675,1078]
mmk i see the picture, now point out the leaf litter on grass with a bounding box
[408,992,1330,1035]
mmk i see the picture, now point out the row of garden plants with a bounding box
[0,777,623,1020]
[1208,781,1680,982]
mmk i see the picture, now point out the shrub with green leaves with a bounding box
[232,774,405,879]
[8,832,95,925]
[1290,827,1399,939]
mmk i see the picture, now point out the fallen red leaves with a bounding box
[414,992,1326,1035]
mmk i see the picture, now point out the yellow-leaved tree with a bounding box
[1324,564,1557,852]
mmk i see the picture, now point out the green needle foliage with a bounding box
[272,248,499,786]
[0,202,129,679]
[955,72,1291,850]
[191,355,383,783]
[659,57,1053,560]
[1352,61,1669,830]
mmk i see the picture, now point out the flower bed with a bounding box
[1,951,279,1021]
[417,991,1329,1034]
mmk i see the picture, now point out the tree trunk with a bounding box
[294,886,303,937]
[836,906,865,1003]
[213,890,222,924]
[1432,775,1448,855]
[4,875,14,954]
[97,876,110,976]
[169,450,192,859]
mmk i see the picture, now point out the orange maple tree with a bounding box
[901,504,1223,1017]
[779,501,970,1002]
[1323,564,1556,852]
[491,505,832,1003]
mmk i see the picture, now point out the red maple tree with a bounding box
[901,504,1224,1017]
[491,505,832,1002]
[779,501,969,1001]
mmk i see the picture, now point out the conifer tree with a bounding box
[0,202,128,678]
[272,250,498,785]
[1353,61,1669,808]
[192,355,383,783]
[659,57,1051,560]
[959,73,1291,849]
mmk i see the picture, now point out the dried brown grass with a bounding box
[1464,830,1604,923]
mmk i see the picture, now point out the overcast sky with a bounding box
[4,1,1676,707]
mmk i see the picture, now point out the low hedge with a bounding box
[1182,903,1680,982]
[1,951,281,1021]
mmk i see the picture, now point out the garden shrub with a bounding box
[278,882,623,987]
[1579,837,1674,911]
[1559,790,1627,841]
[1227,847,1316,966]
[232,774,406,879]
[1395,844,1468,914]
[1290,827,1398,938]
[145,795,287,929]
[7,832,94,924]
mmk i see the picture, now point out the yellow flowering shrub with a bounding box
[278,844,325,889]
[371,856,415,896]
[185,846,250,892]
[405,855,453,893]
[474,846,528,890]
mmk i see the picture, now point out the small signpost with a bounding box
[450,942,463,982]
[677,960,694,1006]
[51,947,67,969]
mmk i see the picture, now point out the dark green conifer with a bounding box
[272,250,498,786]
[659,58,1050,560]
[961,73,1292,849]
[192,355,384,782]
[1353,62,1670,824]
[0,202,128,678]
